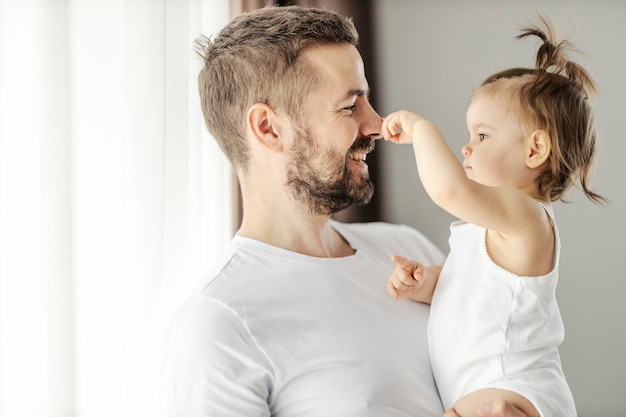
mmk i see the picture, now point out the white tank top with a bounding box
[428,207,577,416]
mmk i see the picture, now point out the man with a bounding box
[159,5,530,417]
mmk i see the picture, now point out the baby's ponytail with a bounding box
[517,16,597,100]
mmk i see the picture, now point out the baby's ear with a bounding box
[246,103,284,153]
[526,129,551,169]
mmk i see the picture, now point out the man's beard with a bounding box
[285,126,375,216]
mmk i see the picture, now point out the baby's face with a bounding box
[463,93,535,190]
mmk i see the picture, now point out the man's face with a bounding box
[285,44,382,215]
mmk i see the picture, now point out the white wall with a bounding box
[374,1,626,416]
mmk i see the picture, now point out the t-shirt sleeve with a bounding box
[159,295,274,417]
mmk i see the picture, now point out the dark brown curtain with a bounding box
[230,0,381,230]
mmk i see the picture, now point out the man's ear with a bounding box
[246,103,284,153]
[526,129,552,169]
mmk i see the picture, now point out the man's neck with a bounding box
[238,209,355,258]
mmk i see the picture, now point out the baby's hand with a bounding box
[386,255,427,300]
[381,110,425,144]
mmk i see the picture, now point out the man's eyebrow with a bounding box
[333,89,370,107]
[345,88,367,99]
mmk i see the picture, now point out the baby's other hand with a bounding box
[386,255,427,300]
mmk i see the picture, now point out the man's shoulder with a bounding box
[332,220,428,241]
[332,220,444,264]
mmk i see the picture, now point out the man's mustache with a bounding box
[349,136,376,154]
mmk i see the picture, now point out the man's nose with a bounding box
[362,104,382,140]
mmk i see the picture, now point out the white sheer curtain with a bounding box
[0,0,232,416]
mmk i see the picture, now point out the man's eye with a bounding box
[343,104,356,112]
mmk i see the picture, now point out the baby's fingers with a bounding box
[387,271,415,299]
[381,118,401,141]
[443,409,461,417]
[395,268,418,287]
[386,279,403,300]
[391,255,420,272]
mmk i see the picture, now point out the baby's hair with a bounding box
[476,16,607,205]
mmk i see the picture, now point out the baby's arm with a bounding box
[381,111,544,238]
[443,395,533,417]
[382,111,467,216]
[386,255,441,304]
[447,388,539,417]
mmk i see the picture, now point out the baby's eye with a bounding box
[478,133,488,141]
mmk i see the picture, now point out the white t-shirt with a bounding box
[159,221,445,417]
[429,216,576,417]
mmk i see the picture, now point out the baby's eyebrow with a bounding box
[469,122,493,131]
